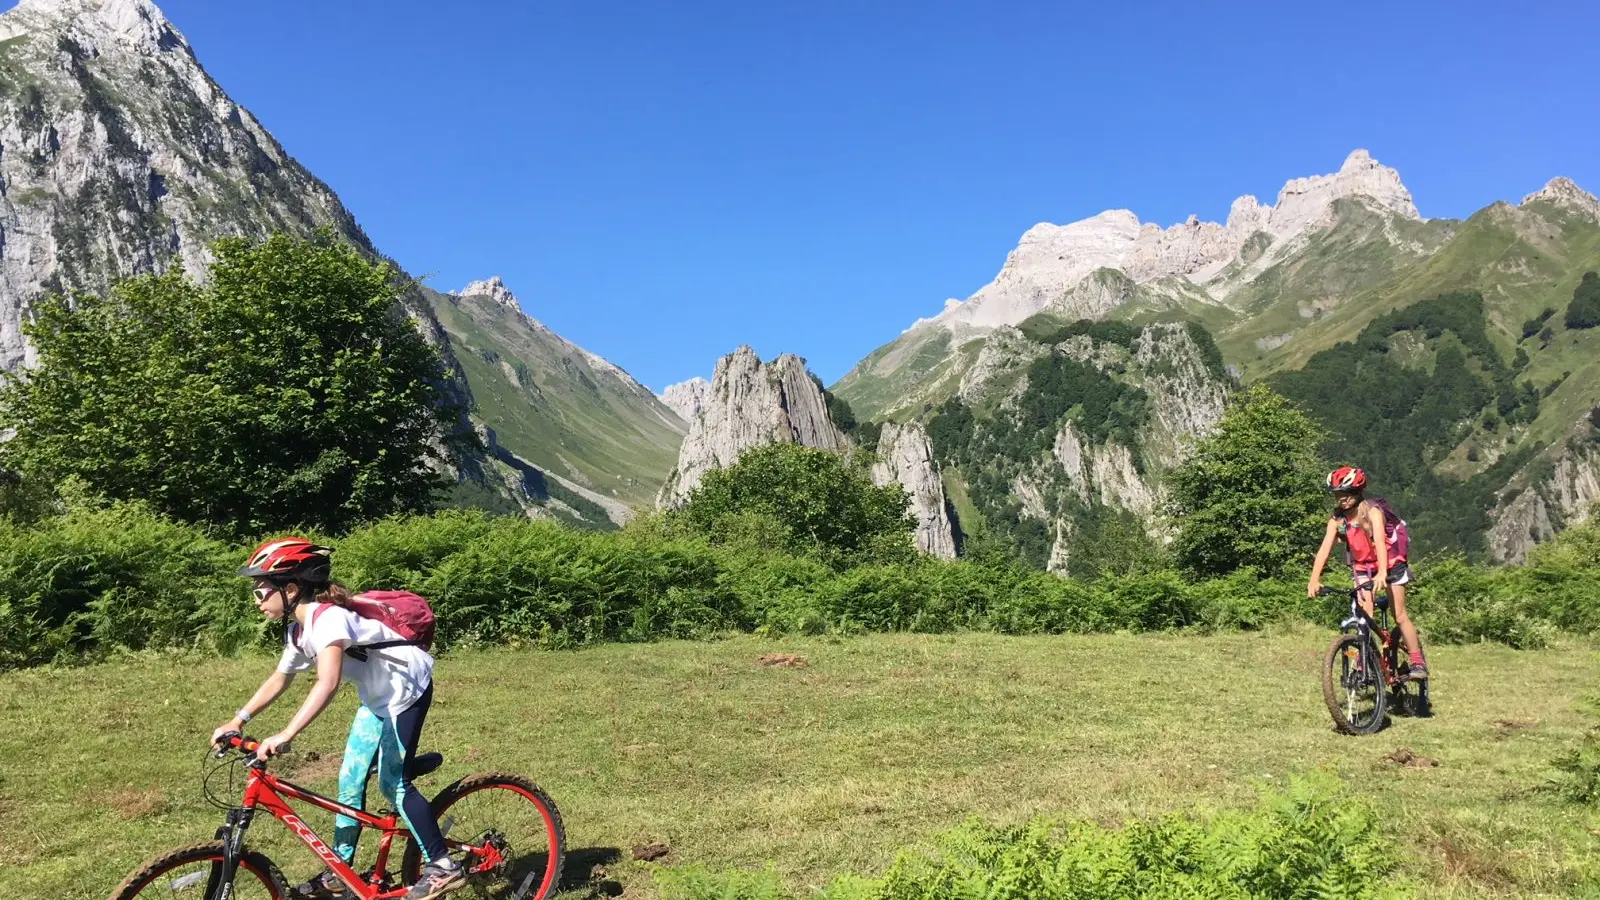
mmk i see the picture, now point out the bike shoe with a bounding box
[405,858,466,900]
[1407,662,1429,681]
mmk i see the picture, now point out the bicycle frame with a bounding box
[1339,588,1400,689]
[211,735,410,899]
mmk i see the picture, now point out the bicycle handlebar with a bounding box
[212,730,289,767]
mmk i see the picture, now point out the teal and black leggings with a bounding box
[331,685,447,864]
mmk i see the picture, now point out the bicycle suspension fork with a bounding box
[209,773,265,900]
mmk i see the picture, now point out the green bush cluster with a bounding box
[5,496,1599,669]
[656,774,1410,900]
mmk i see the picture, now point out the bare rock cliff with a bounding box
[659,377,711,423]
[657,346,847,506]
[927,149,1418,332]
[0,0,369,371]
[1488,415,1600,563]
[870,422,957,558]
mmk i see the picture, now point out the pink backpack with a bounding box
[308,590,436,656]
[1365,497,1411,561]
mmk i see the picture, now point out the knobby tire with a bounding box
[108,840,288,900]
[402,771,566,900]
[1323,632,1387,735]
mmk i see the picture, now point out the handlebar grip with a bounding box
[213,730,242,758]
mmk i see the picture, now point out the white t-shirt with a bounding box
[277,602,434,719]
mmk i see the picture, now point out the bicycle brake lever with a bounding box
[213,730,243,758]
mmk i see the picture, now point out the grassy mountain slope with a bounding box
[427,288,685,515]
[1240,200,1600,380]
[830,324,963,424]
[0,1,685,524]
[835,190,1600,557]
[1214,199,1458,373]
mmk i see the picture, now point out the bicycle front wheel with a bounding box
[108,840,288,900]
[402,772,566,900]
[1323,633,1387,735]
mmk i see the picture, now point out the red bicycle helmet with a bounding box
[1326,465,1367,493]
[238,537,333,585]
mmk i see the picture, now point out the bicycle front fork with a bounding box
[209,807,256,900]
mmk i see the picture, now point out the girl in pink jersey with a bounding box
[1307,466,1428,680]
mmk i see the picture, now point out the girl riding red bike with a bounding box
[213,538,464,900]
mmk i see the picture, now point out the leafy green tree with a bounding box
[927,396,975,465]
[0,231,457,535]
[1564,272,1600,329]
[674,442,913,565]
[1168,384,1329,579]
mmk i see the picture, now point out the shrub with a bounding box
[1168,385,1328,580]
[5,505,1600,669]
[0,231,459,535]
[0,499,244,668]
[656,774,1410,900]
[672,443,914,567]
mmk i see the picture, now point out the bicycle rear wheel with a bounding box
[402,772,565,900]
[109,840,288,900]
[1323,632,1387,735]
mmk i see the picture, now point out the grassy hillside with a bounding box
[427,288,686,517]
[831,325,965,424]
[1235,200,1600,381]
[3,631,1597,899]
[830,196,1600,560]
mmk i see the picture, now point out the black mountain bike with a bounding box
[1320,585,1431,735]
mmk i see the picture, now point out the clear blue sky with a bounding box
[145,0,1599,391]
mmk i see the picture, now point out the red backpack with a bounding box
[308,590,436,658]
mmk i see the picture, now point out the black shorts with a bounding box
[1355,562,1412,587]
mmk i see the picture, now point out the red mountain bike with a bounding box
[108,733,565,900]
[1320,585,1431,735]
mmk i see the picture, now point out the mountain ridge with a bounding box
[0,0,686,525]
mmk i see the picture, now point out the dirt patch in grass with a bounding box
[632,841,671,862]
[280,749,342,783]
[103,788,168,820]
[1489,718,1537,738]
[1384,747,1441,768]
[758,653,809,668]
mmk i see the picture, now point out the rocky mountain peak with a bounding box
[659,376,711,423]
[0,0,188,56]
[1269,147,1418,235]
[657,346,849,507]
[1521,177,1600,222]
[458,276,522,311]
[928,150,1420,332]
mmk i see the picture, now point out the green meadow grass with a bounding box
[2,627,1596,898]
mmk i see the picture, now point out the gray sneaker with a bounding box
[1408,662,1429,681]
[405,858,466,900]
[289,871,347,900]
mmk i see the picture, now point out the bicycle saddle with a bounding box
[366,751,444,779]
